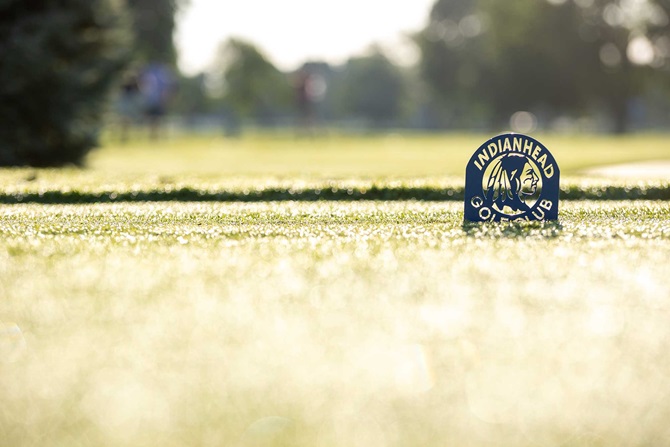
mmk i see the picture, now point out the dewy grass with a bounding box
[1,201,669,446]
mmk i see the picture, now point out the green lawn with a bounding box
[1,201,669,446]
[0,133,668,203]
[1,133,669,446]
[91,132,670,177]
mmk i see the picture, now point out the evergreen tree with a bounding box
[0,0,128,166]
[126,0,186,65]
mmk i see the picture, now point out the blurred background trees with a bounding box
[331,49,408,129]
[211,38,292,127]
[178,0,670,135]
[416,0,670,133]
[125,0,186,65]
[2,0,670,166]
[583,0,670,133]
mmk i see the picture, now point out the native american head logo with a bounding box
[483,153,542,216]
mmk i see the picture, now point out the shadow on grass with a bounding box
[462,220,564,239]
[0,187,465,204]
[1,183,669,204]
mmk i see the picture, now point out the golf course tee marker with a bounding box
[464,133,560,222]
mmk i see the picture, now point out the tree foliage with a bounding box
[125,0,186,65]
[0,0,128,166]
[415,0,486,127]
[213,38,291,124]
[417,0,670,132]
[333,49,408,128]
[171,73,212,116]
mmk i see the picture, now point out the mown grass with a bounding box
[93,132,670,178]
[1,133,667,203]
[1,201,669,447]
[1,133,668,446]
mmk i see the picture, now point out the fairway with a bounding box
[1,133,669,204]
[93,133,670,178]
[1,201,669,446]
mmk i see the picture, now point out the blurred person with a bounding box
[139,63,175,140]
[115,71,141,143]
[293,67,326,136]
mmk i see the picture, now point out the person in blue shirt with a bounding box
[139,63,174,139]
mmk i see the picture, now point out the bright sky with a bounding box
[175,0,435,75]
